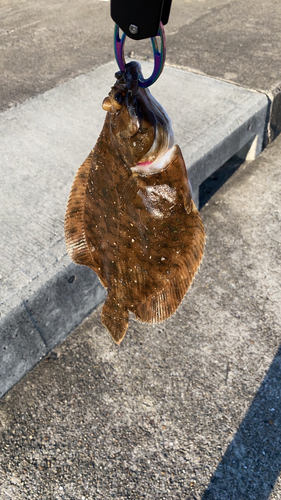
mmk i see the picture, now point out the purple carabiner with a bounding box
[114,22,166,88]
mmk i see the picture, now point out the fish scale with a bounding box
[65,62,205,344]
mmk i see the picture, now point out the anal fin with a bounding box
[134,215,205,324]
[133,264,191,323]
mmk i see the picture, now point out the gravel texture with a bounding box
[0,135,280,499]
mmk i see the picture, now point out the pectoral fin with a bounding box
[120,173,147,207]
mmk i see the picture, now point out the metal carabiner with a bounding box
[114,22,166,88]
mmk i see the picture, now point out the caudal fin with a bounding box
[101,294,129,344]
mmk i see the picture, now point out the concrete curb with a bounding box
[0,263,106,398]
[0,61,270,398]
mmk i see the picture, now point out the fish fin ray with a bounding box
[134,215,205,323]
[64,151,95,268]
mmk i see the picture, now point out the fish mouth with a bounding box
[131,123,175,175]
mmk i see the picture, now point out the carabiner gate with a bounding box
[114,22,166,88]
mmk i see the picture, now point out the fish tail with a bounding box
[101,294,129,344]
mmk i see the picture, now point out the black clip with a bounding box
[111,0,172,40]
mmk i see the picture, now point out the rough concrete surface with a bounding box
[1,0,281,497]
[0,0,230,113]
[0,60,268,315]
[165,0,281,139]
[166,0,281,94]
[0,0,113,112]
[0,263,106,400]
[0,60,268,398]
[2,0,281,111]
[0,128,280,499]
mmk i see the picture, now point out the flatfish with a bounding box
[65,62,205,343]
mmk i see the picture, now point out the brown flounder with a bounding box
[65,62,205,344]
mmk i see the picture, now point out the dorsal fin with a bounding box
[64,150,95,268]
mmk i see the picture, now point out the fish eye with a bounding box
[114,92,124,105]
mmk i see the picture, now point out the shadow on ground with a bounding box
[199,155,244,209]
[202,346,281,500]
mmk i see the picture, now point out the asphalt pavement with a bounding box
[1,0,281,498]
[1,132,280,499]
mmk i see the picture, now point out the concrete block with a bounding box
[0,304,46,398]
[0,263,106,398]
[0,61,269,396]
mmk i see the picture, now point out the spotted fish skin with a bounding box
[65,62,205,344]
